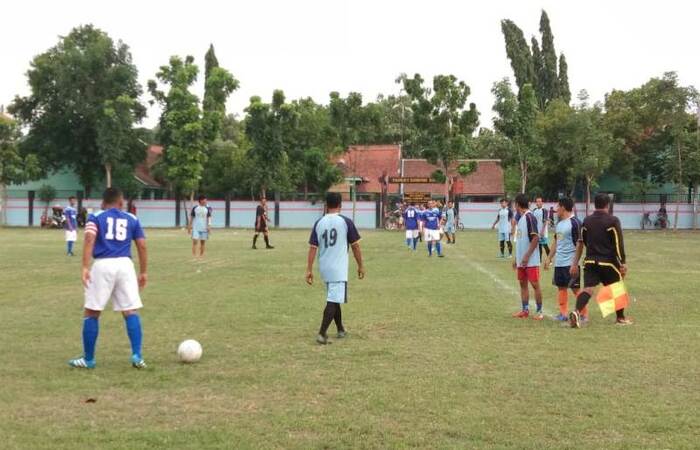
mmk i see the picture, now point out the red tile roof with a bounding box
[335,145,402,193]
[133,145,163,187]
[402,159,504,196]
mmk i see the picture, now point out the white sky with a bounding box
[1,0,698,129]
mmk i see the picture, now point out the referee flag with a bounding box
[596,281,630,317]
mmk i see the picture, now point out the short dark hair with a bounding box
[102,187,123,205]
[68,196,76,201]
[594,193,610,209]
[500,198,508,203]
[535,196,543,201]
[558,197,574,212]
[515,193,529,209]
[198,194,207,202]
[326,192,342,209]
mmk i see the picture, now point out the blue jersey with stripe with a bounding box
[403,206,420,230]
[309,213,361,282]
[421,208,441,230]
[86,208,145,259]
[554,216,581,267]
[64,206,78,231]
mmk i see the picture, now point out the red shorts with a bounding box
[517,266,540,283]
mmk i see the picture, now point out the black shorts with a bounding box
[553,266,581,289]
[583,261,621,288]
[255,221,267,233]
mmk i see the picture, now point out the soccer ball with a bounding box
[177,339,202,363]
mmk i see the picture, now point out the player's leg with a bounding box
[317,302,337,344]
[530,271,544,319]
[70,261,112,368]
[506,239,513,257]
[513,269,530,318]
[412,230,419,250]
[499,236,505,257]
[113,258,146,367]
[263,230,274,249]
[426,233,433,256]
[252,232,259,249]
[199,239,206,257]
[405,230,412,249]
[192,238,198,257]
[435,231,444,257]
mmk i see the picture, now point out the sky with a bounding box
[1,0,698,129]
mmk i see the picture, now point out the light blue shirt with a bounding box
[497,207,512,234]
[554,216,581,267]
[191,205,211,232]
[532,207,549,235]
[309,213,361,282]
[516,211,540,267]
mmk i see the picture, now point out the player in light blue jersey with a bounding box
[421,200,444,257]
[443,201,456,244]
[63,196,78,256]
[533,196,551,261]
[512,194,543,320]
[188,195,212,258]
[69,188,148,369]
[306,192,365,345]
[491,198,513,258]
[544,197,588,321]
[403,202,421,251]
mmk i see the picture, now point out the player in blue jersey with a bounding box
[512,194,543,320]
[544,197,588,321]
[63,196,78,256]
[69,188,148,369]
[402,202,421,250]
[421,200,444,257]
[533,196,551,261]
[492,198,513,258]
[306,192,365,345]
[188,195,212,258]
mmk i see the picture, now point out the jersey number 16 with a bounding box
[105,217,128,241]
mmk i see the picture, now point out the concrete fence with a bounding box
[3,197,698,230]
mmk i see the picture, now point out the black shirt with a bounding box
[256,205,266,224]
[580,211,626,265]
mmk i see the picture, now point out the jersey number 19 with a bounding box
[321,228,337,247]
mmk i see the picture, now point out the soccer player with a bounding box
[421,200,444,257]
[188,195,212,258]
[64,196,78,256]
[532,196,551,260]
[253,198,274,249]
[402,201,421,251]
[69,188,148,369]
[492,198,513,258]
[512,194,543,320]
[569,193,632,328]
[443,201,457,244]
[306,192,365,345]
[544,197,588,321]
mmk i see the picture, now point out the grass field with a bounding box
[1,227,699,449]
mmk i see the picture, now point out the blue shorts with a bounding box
[498,232,511,242]
[446,223,455,233]
[326,281,347,304]
[192,230,209,241]
[539,236,549,245]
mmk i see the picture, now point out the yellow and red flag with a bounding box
[596,281,630,317]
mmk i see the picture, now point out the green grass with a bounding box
[1,227,699,449]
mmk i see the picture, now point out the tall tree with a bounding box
[539,10,559,105]
[202,45,239,143]
[531,37,546,109]
[558,54,571,104]
[9,25,145,191]
[0,115,40,224]
[401,73,479,199]
[500,20,535,94]
[148,55,206,207]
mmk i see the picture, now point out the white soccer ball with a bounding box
[177,339,202,363]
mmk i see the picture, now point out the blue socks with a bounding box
[67,241,74,255]
[536,303,543,313]
[124,314,143,357]
[427,242,433,255]
[412,238,418,250]
[405,238,412,249]
[436,242,442,256]
[522,302,530,312]
[82,317,99,362]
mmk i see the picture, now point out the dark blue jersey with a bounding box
[85,208,145,259]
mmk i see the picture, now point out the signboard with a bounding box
[389,177,432,184]
[403,192,431,203]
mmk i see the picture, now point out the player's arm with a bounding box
[570,238,584,278]
[207,207,212,231]
[610,218,627,276]
[135,238,148,289]
[351,242,365,279]
[544,234,557,270]
[188,207,195,233]
[492,213,500,229]
[81,231,96,288]
[305,246,317,285]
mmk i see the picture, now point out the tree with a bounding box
[492,79,539,192]
[37,184,56,220]
[202,45,239,144]
[558,54,571,104]
[500,20,535,94]
[0,115,40,224]
[401,73,479,199]
[148,55,206,209]
[9,25,145,191]
[539,10,559,105]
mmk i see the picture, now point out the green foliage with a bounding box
[431,170,447,184]
[148,55,207,196]
[0,116,40,185]
[457,161,477,177]
[9,25,145,190]
[202,45,239,144]
[539,10,560,106]
[500,20,535,94]
[558,54,571,104]
[37,184,56,205]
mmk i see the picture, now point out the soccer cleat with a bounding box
[131,354,147,369]
[336,331,347,339]
[616,317,634,326]
[497,254,505,258]
[266,245,275,249]
[252,245,257,250]
[569,311,581,329]
[316,334,329,345]
[532,312,544,321]
[512,310,529,319]
[438,254,445,258]
[553,314,568,321]
[68,357,96,369]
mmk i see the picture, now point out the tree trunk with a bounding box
[261,186,267,200]
[187,191,195,227]
[105,163,112,188]
[585,176,592,217]
[673,140,682,231]
[640,195,647,230]
[303,182,308,200]
[0,183,7,226]
[520,160,528,193]
[693,183,699,230]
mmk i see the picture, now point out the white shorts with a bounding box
[326,281,347,304]
[405,229,420,239]
[85,257,143,311]
[424,229,441,241]
[65,230,77,242]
